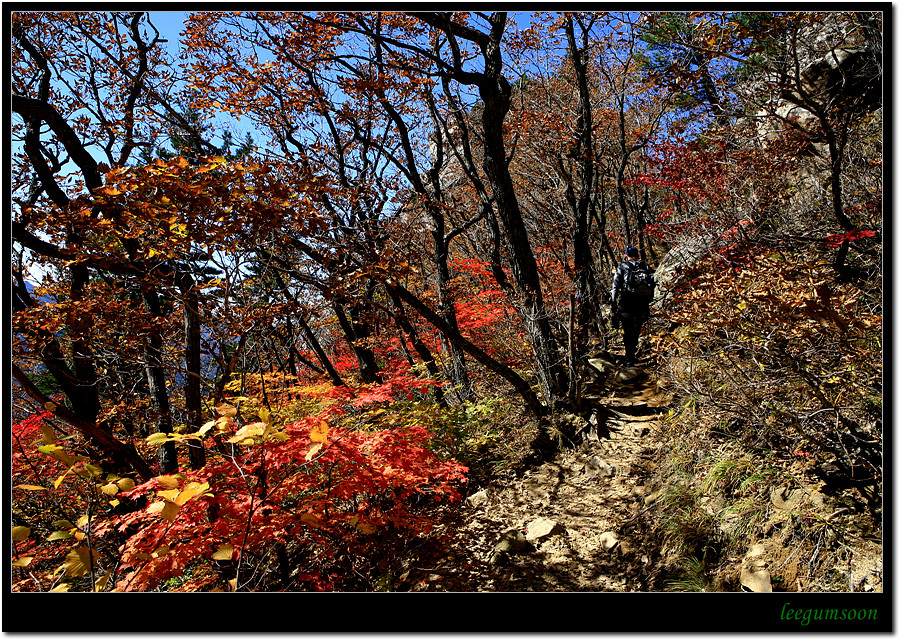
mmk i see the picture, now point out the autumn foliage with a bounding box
[12,375,467,592]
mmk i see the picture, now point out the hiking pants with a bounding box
[621,317,645,362]
[617,295,649,362]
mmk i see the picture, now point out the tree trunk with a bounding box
[260,258,346,387]
[565,16,605,349]
[429,214,474,403]
[387,288,447,406]
[141,289,177,474]
[334,301,380,383]
[214,333,247,403]
[67,263,103,428]
[177,272,206,470]
[476,13,566,405]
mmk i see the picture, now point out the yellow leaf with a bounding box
[88,463,103,477]
[93,573,110,592]
[158,489,181,502]
[63,548,100,577]
[198,420,217,436]
[49,583,70,592]
[46,531,72,541]
[100,483,119,497]
[39,444,75,466]
[40,423,57,445]
[152,545,169,558]
[212,544,234,561]
[43,401,57,413]
[156,475,181,490]
[226,424,265,444]
[73,463,102,479]
[12,557,33,568]
[146,433,169,447]
[305,442,323,461]
[228,578,238,592]
[159,501,180,521]
[258,407,271,425]
[16,484,46,491]
[310,420,329,443]
[116,478,135,491]
[146,432,174,447]
[147,500,166,514]
[174,482,210,506]
[11,526,31,542]
[53,468,74,490]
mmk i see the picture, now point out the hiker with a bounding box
[610,246,656,365]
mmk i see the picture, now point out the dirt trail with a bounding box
[409,356,675,592]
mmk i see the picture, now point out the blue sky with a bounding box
[148,11,189,56]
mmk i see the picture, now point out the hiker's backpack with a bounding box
[624,260,655,296]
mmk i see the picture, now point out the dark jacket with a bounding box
[611,258,655,319]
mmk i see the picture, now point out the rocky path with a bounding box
[407,354,676,592]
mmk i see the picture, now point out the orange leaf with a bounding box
[216,403,237,418]
[301,513,323,528]
[310,420,329,443]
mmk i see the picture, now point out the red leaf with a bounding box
[822,229,876,247]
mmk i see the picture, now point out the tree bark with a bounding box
[387,288,447,406]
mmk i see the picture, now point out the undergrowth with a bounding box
[645,238,882,592]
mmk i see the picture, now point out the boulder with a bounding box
[465,489,490,508]
[598,531,619,552]
[525,517,563,542]
[490,529,533,566]
[586,355,617,376]
[615,368,644,383]
[739,544,773,592]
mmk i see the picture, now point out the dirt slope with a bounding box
[405,357,675,592]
